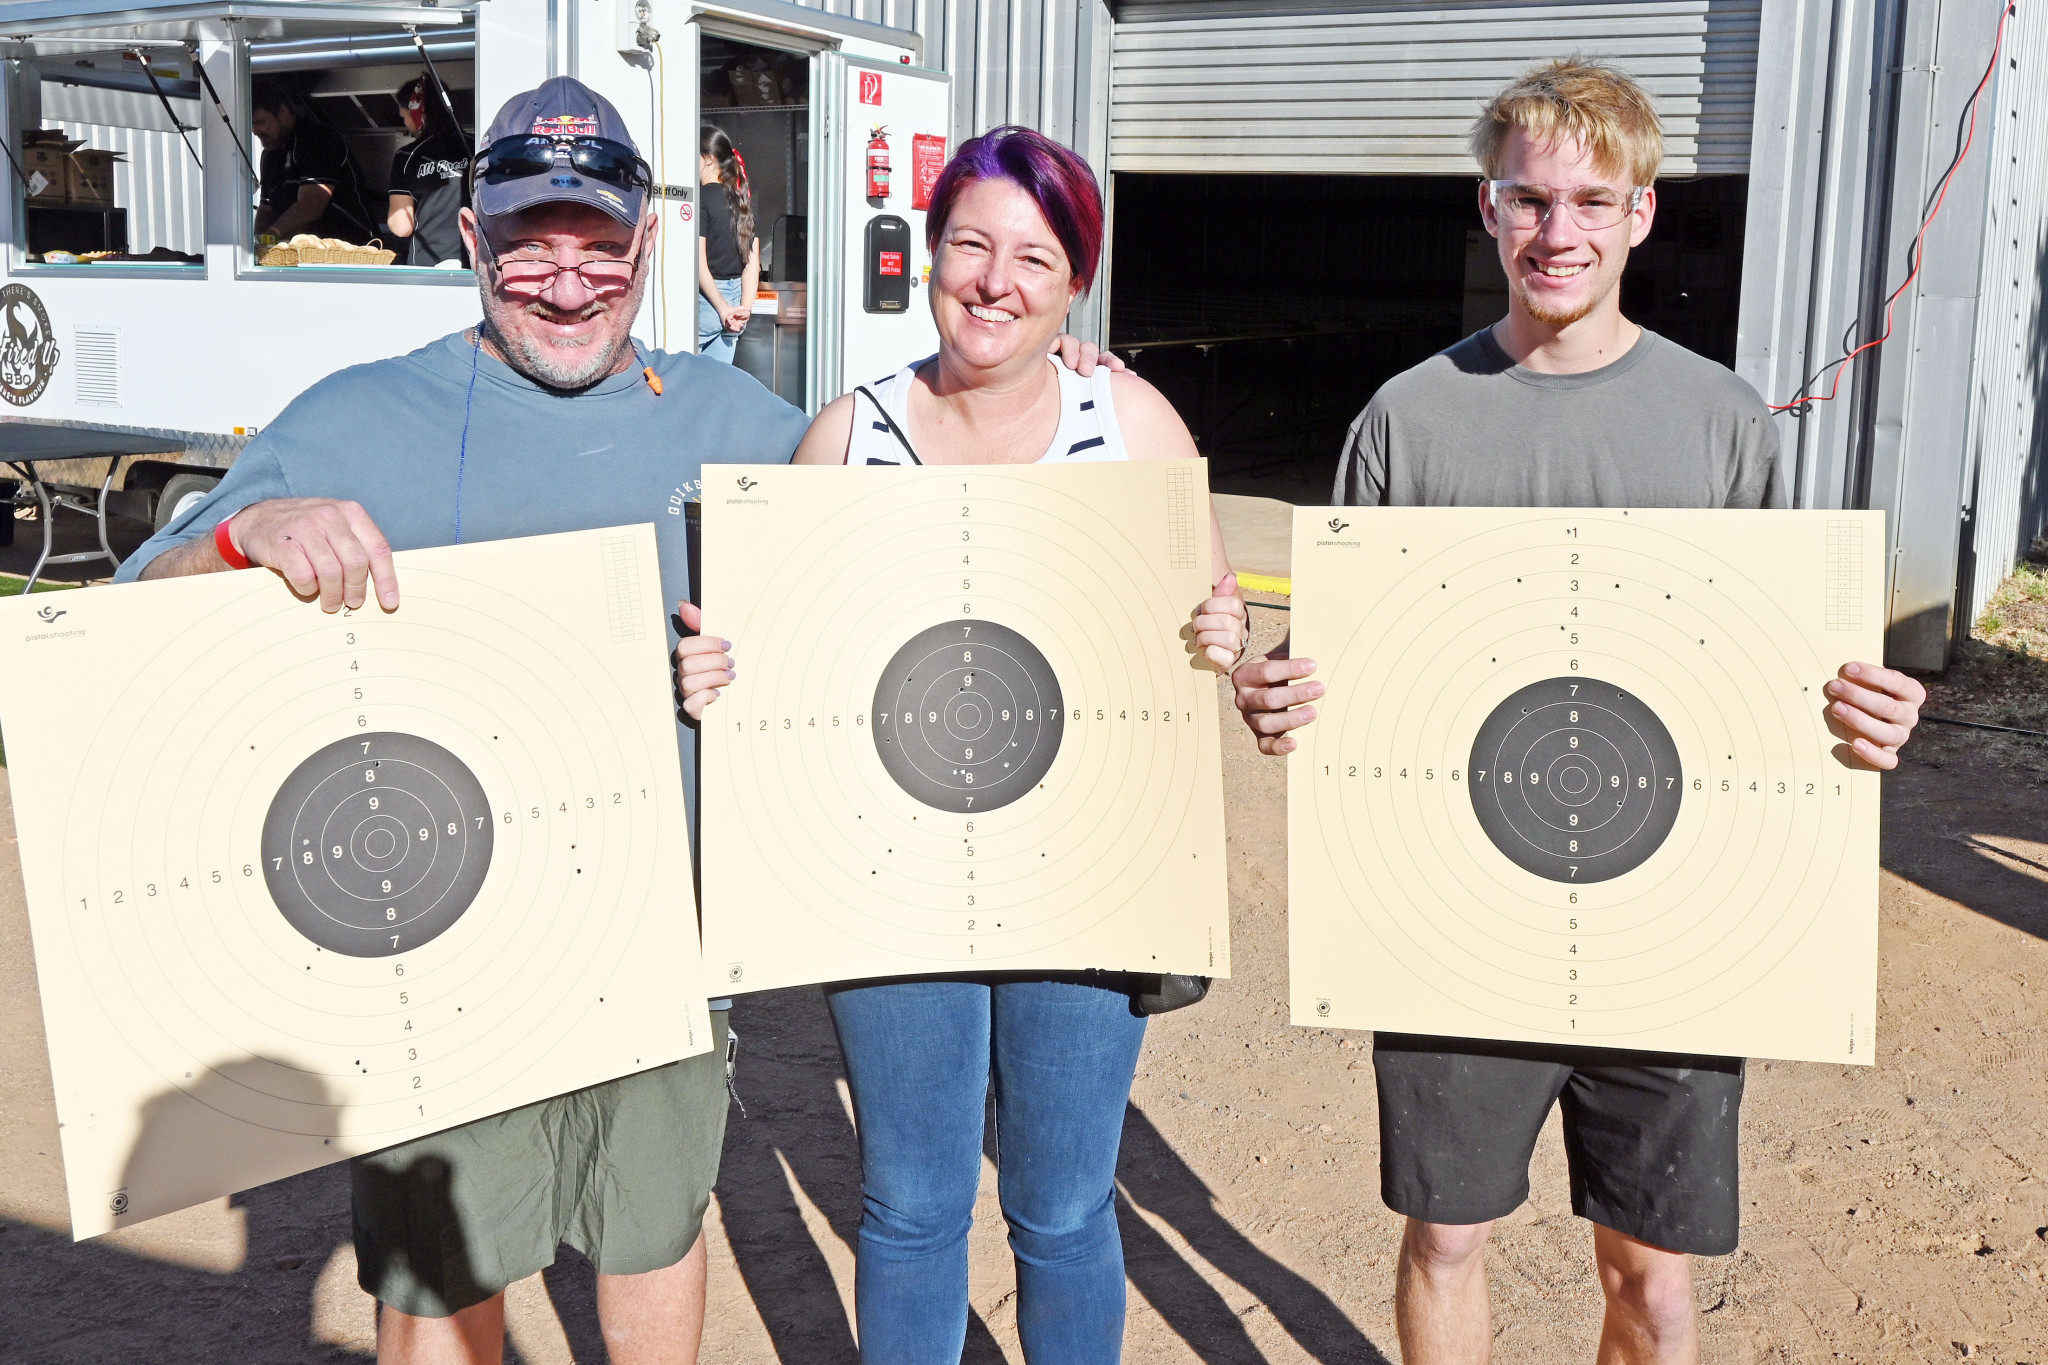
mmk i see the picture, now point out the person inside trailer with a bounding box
[251,77,377,246]
[388,73,471,268]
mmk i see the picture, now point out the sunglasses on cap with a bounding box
[470,133,652,194]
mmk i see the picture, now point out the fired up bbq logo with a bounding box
[0,285,59,407]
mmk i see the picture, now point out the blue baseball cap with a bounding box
[474,77,648,227]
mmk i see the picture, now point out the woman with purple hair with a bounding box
[686,125,1246,1360]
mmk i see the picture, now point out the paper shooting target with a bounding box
[701,462,1231,995]
[1287,509,1883,1064]
[0,527,711,1238]
[872,620,1065,813]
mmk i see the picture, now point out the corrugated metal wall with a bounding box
[54,120,204,256]
[1107,0,1760,176]
[1960,0,2048,627]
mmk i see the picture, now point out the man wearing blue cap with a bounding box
[119,77,795,1364]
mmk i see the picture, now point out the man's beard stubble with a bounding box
[1510,260,1618,331]
[477,262,649,392]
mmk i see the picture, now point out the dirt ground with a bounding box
[3,511,2048,1362]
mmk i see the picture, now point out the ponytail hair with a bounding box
[699,124,755,255]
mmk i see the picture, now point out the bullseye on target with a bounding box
[1466,676,1682,884]
[871,620,1064,813]
[261,732,494,957]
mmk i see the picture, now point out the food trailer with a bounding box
[0,0,950,560]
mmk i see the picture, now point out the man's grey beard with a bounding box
[476,264,649,392]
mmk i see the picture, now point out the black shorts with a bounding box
[1373,1032,1744,1256]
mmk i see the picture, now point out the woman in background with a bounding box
[387,74,468,267]
[697,126,761,364]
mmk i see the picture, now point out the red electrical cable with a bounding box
[1769,0,2015,414]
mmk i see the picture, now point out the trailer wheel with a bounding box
[154,472,221,533]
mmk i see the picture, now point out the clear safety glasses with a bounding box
[1485,180,1647,232]
[482,215,645,298]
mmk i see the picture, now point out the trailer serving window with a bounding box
[11,52,204,269]
[245,24,475,275]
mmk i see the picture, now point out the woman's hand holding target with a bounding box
[1193,571,1250,669]
[672,601,736,719]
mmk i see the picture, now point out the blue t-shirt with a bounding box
[119,330,811,850]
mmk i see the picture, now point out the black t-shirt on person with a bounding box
[388,131,470,266]
[260,118,376,244]
[698,186,748,278]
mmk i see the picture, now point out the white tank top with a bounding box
[845,354,1131,465]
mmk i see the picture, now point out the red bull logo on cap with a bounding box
[533,113,599,138]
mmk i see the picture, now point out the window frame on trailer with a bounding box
[232,9,479,286]
[1,58,210,279]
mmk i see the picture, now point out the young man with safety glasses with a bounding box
[1232,60,1925,1365]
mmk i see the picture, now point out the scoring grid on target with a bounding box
[65,573,668,1133]
[1312,520,1853,1028]
[722,475,1206,954]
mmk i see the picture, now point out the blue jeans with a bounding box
[825,974,1148,1364]
[698,276,742,363]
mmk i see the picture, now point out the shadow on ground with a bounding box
[0,1172,371,1364]
[1883,643,2048,941]
[713,985,1391,1364]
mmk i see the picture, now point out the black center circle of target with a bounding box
[1467,677,1681,884]
[261,732,494,957]
[872,620,1064,813]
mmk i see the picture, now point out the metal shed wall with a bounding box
[1958,0,2048,629]
[1106,0,1760,176]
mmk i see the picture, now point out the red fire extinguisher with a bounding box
[866,126,891,204]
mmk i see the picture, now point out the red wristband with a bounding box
[215,513,252,570]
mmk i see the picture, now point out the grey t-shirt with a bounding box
[1334,327,1786,510]
[118,331,812,854]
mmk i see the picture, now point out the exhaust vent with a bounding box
[74,327,119,406]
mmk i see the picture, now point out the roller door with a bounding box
[1110,0,1761,176]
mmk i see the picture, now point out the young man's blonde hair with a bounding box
[1469,58,1664,186]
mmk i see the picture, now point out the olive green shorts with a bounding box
[352,1011,730,1317]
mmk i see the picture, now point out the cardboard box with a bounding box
[66,150,117,207]
[22,145,70,203]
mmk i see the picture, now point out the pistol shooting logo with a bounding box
[1327,518,1350,534]
[35,605,66,623]
[0,285,60,407]
[735,476,758,491]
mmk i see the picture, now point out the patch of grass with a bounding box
[1974,542,2048,662]
[0,573,75,596]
